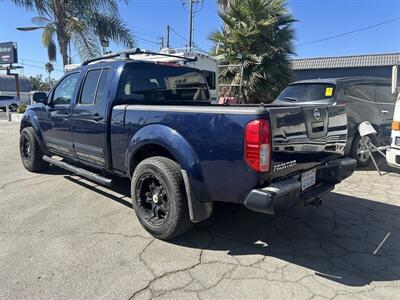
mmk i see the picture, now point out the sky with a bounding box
[0,0,399,79]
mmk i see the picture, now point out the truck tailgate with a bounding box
[267,105,347,180]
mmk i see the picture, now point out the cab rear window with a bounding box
[277,83,336,102]
[118,63,209,102]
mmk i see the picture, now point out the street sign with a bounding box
[0,42,18,65]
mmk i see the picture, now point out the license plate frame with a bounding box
[301,169,316,191]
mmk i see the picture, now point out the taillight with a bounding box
[392,121,400,131]
[245,119,271,172]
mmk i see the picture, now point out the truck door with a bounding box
[375,83,396,145]
[41,72,81,157]
[70,68,110,167]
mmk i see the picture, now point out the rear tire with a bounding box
[131,156,192,240]
[20,127,49,172]
[351,135,373,167]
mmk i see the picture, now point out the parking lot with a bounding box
[0,111,9,120]
[0,122,399,299]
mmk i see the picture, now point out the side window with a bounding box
[95,69,110,103]
[53,73,80,106]
[375,85,393,103]
[202,71,216,90]
[343,84,374,101]
[80,69,102,105]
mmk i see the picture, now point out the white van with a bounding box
[130,48,219,102]
[0,74,32,105]
[386,93,400,168]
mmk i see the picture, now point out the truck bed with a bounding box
[110,103,347,203]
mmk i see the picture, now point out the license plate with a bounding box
[301,169,316,191]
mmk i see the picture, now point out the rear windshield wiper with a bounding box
[283,96,297,102]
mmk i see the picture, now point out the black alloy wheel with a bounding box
[136,173,169,228]
[20,134,31,162]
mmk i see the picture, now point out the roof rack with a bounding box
[81,48,197,66]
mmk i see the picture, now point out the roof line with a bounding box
[292,52,400,61]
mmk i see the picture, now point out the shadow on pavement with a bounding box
[58,169,399,287]
[174,192,400,287]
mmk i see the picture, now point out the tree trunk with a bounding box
[53,0,69,67]
[58,36,69,67]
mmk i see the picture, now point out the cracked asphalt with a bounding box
[0,122,399,299]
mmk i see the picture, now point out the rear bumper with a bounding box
[244,157,356,214]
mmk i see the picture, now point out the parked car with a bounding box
[0,74,32,105]
[274,77,395,167]
[0,95,19,112]
[386,93,400,168]
[19,49,356,240]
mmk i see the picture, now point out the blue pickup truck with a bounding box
[19,50,356,239]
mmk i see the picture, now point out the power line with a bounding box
[22,63,64,73]
[132,29,160,39]
[297,16,400,47]
[135,36,160,45]
[21,58,63,68]
[170,26,189,43]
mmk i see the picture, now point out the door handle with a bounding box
[93,113,103,121]
[381,110,389,114]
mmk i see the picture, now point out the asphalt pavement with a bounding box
[0,122,399,299]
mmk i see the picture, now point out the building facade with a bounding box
[292,53,400,81]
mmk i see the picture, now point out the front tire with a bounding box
[20,127,49,172]
[131,156,192,240]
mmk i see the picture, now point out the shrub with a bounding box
[17,104,27,114]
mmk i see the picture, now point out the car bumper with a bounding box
[244,157,357,214]
[386,147,400,168]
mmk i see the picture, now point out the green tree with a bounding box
[14,0,134,66]
[30,74,57,91]
[211,0,296,103]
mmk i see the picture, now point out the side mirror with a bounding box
[32,91,48,104]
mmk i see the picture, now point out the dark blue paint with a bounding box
[21,59,348,207]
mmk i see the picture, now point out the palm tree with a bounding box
[45,62,54,79]
[217,0,228,11]
[210,0,296,103]
[14,0,134,66]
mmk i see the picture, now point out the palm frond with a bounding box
[211,0,296,102]
[86,12,135,48]
[41,23,57,62]
[31,16,52,26]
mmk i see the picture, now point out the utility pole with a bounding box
[182,0,203,49]
[159,36,165,50]
[188,0,193,48]
[166,25,170,48]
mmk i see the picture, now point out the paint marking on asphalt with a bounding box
[373,232,391,255]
